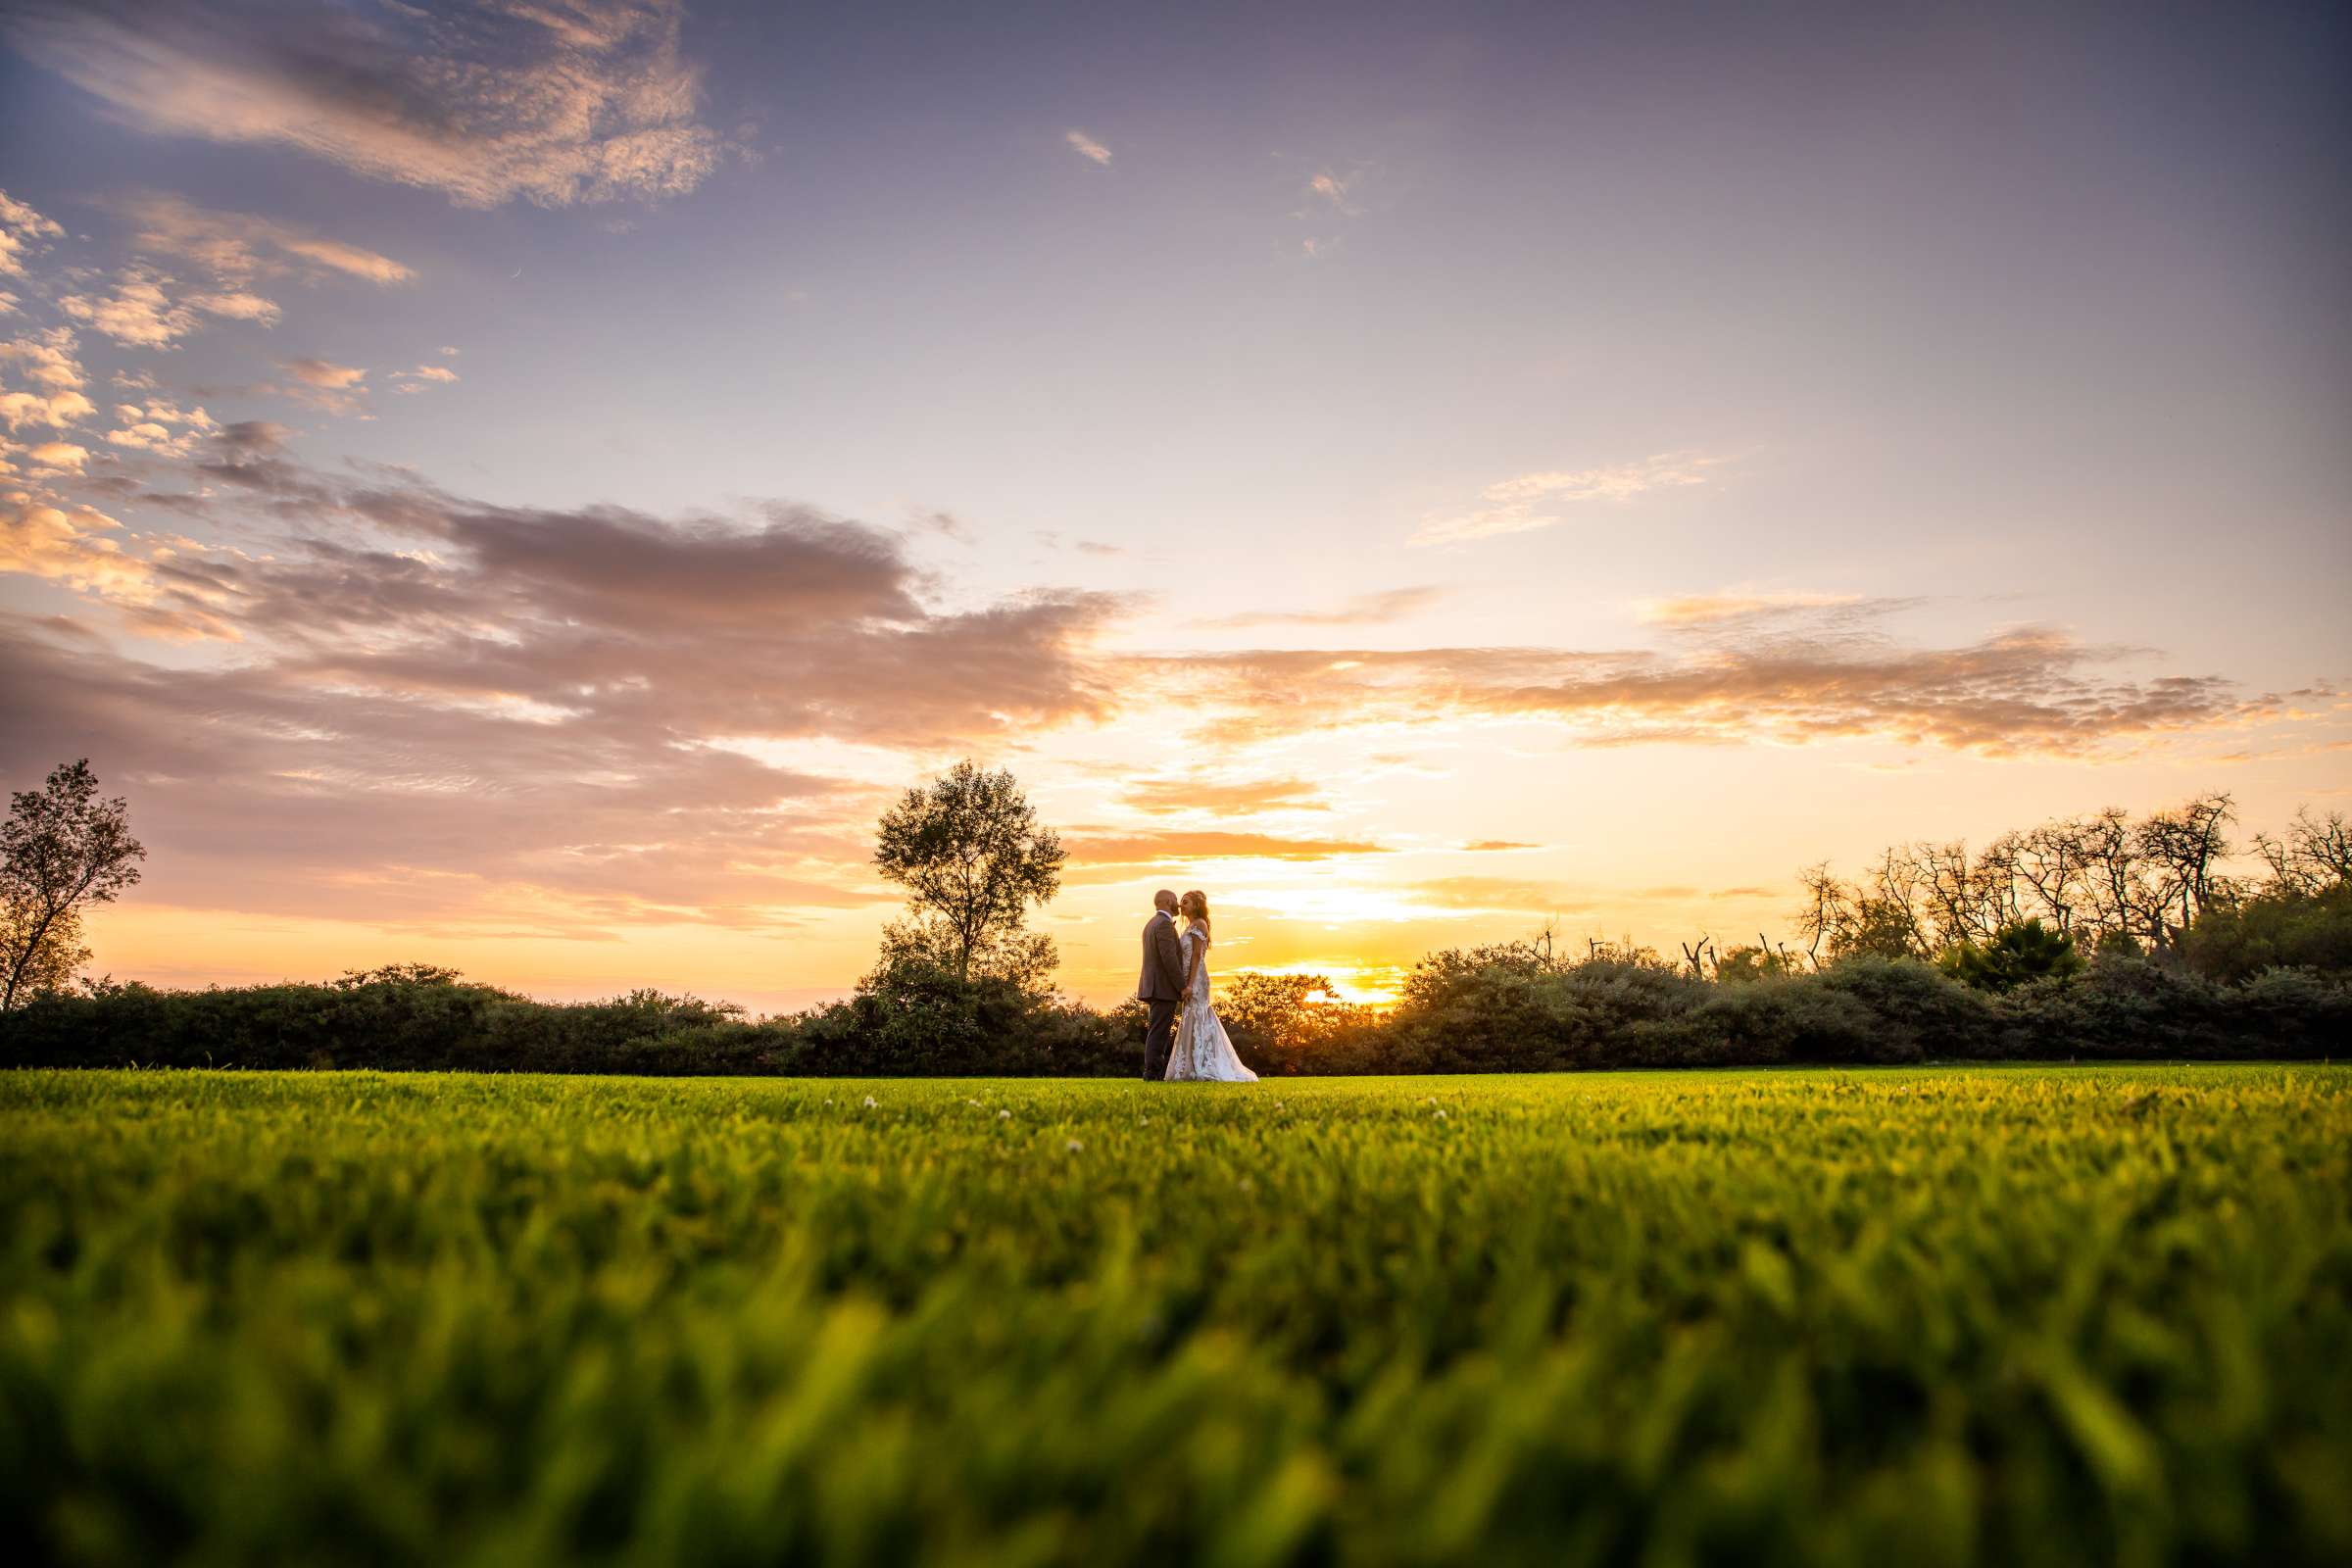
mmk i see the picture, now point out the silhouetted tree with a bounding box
[0,905,85,1004]
[1793,858,1930,961]
[2252,808,2351,897]
[2077,807,2161,950]
[872,917,1058,993]
[2,760,145,1010]
[2003,820,2091,933]
[2136,792,2235,944]
[1797,793,2265,962]
[873,760,1064,983]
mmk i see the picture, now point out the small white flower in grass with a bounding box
[863,1096,877,1108]
[1435,1109,1448,1121]
[998,1109,1011,1121]
[1065,1138,1084,1152]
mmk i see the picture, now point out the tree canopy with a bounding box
[2,760,146,1010]
[872,760,1064,984]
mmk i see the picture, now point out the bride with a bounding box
[1164,891,1257,1083]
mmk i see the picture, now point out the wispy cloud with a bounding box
[1293,162,1375,259]
[188,289,281,324]
[1638,590,1865,626]
[1403,876,1575,912]
[1201,586,1446,630]
[282,358,365,389]
[0,328,97,429]
[1305,170,1362,216]
[6,0,728,209]
[58,270,194,347]
[20,439,89,473]
[1414,452,1732,545]
[270,357,368,415]
[0,440,1125,931]
[1065,128,1113,166]
[66,384,219,463]
[0,498,156,601]
[0,188,66,278]
[391,364,461,395]
[1144,601,2292,759]
[0,415,2319,946]
[109,191,415,287]
[1064,830,1384,865]
[54,264,285,347]
[1117,775,1331,815]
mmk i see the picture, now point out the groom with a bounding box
[1138,888,1186,1079]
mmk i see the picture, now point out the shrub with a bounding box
[1389,952,1704,1072]
[6,948,2343,1075]
[791,954,1135,1077]
[1716,977,1895,1062]
[2228,966,2352,1056]
[1217,972,1383,1076]
[2180,883,2352,984]
[2004,956,2233,1059]
[1814,956,2004,1059]
[1939,920,2084,993]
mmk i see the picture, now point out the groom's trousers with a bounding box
[1143,999,1179,1079]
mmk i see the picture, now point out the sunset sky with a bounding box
[2,0,2346,1009]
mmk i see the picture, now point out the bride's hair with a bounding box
[1179,890,1209,932]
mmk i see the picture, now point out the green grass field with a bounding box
[3,1066,2347,1567]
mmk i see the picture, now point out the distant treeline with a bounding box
[6,796,2348,1075]
[5,930,2344,1078]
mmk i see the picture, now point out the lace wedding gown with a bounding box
[1164,926,1257,1083]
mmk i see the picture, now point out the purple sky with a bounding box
[2,0,2346,1006]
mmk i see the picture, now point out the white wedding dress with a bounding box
[1164,925,1257,1083]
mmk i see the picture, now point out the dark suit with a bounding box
[1138,909,1186,1078]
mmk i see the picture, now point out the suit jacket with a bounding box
[1138,910,1186,1003]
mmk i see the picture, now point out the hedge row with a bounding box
[4,952,2345,1076]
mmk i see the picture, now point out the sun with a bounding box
[1231,962,1405,1008]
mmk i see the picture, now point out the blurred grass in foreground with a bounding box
[2,1066,2346,1566]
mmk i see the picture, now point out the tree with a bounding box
[872,760,1064,983]
[1793,861,1929,962]
[2005,820,2090,934]
[331,962,469,990]
[1919,840,2003,947]
[1938,919,2084,993]
[0,904,86,1003]
[2078,807,2164,952]
[872,917,1058,993]
[1806,794,2258,960]
[1862,847,1935,956]
[2253,808,2352,896]
[1793,862,1847,963]
[2135,791,2234,942]
[2,760,146,1010]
